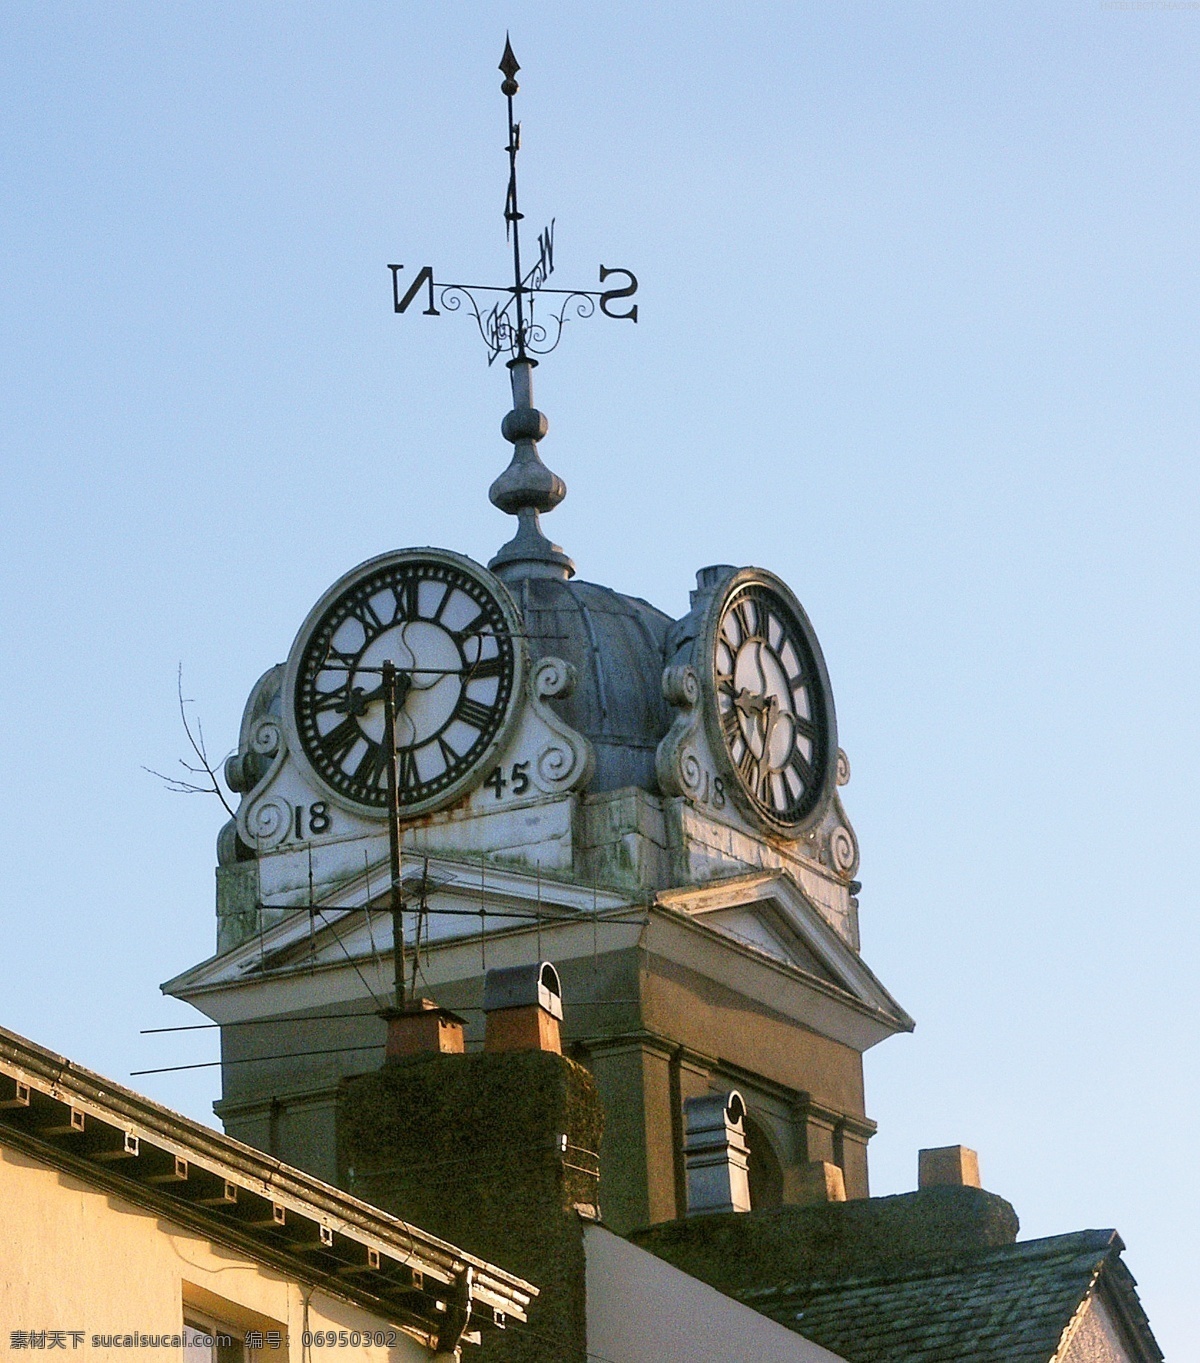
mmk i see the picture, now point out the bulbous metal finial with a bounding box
[488,357,574,581]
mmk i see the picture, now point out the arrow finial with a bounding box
[499,37,520,95]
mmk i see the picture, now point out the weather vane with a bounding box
[388,37,638,367]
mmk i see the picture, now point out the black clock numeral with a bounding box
[311,685,351,714]
[789,750,814,789]
[732,600,756,643]
[738,746,759,788]
[720,705,742,745]
[396,574,420,621]
[353,741,390,791]
[428,581,452,622]
[448,616,487,649]
[396,747,417,792]
[320,646,359,677]
[465,653,505,680]
[319,717,364,771]
[437,735,460,771]
[455,696,495,732]
[349,596,385,634]
[791,714,817,745]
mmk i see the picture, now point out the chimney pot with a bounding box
[684,1090,751,1215]
[483,961,564,1054]
[789,1160,847,1206]
[381,999,467,1061]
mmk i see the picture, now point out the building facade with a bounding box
[165,361,911,1230]
[154,48,1164,1363]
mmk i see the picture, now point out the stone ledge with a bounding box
[627,1185,1020,1295]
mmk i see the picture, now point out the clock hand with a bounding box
[732,687,770,719]
[398,622,445,691]
[335,671,413,716]
[758,693,782,769]
[334,685,379,717]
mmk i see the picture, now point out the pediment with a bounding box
[699,904,842,986]
[655,871,911,1028]
[162,853,630,1005]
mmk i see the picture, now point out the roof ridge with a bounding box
[741,1227,1122,1301]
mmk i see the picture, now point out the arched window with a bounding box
[743,1112,783,1210]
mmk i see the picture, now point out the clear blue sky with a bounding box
[1,3,1195,1355]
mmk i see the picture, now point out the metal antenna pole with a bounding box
[382,659,406,1009]
[411,854,430,1003]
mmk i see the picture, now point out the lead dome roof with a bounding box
[510,575,674,793]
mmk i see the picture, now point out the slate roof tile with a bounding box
[741,1228,1162,1363]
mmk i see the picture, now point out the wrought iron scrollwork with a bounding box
[433,284,599,366]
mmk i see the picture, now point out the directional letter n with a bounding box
[388,265,440,315]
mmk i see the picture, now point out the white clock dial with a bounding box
[285,550,524,817]
[706,573,836,833]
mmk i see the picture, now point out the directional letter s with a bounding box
[599,266,638,322]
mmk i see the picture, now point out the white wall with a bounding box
[583,1222,847,1363]
[0,1145,430,1363]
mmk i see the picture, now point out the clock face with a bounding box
[709,576,835,831]
[288,551,521,814]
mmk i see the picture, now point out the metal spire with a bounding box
[386,39,641,581]
[487,38,573,581]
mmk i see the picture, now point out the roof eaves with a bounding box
[0,1024,534,1340]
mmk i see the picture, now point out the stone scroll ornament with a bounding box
[525,656,595,795]
[824,749,860,879]
[655,664,706,801]
[225,665,295,855]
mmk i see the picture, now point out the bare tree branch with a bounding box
[143,664,237,820]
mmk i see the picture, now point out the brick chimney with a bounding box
[338,962,600,1363]
[918,1144,981,1189]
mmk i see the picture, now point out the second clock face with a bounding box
[290,552,520,813]
[710,577,834,831]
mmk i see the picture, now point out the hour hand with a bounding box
[335,683,383,716]
[732,686,771,719]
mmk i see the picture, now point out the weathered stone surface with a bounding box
[627,1186,1020,1297]
[791,1160,847,1206]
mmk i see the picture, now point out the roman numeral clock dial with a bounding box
[704,571,838,834]
[284,549,525,818]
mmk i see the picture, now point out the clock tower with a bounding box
[164,45,912,1233]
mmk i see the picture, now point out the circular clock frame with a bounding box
[282,547,528,820]
[699,567,838,836]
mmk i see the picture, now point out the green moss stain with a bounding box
[338,1051,604,1363]
[628,1186,1021,1297]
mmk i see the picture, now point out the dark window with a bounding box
[744,1113,784,1210]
